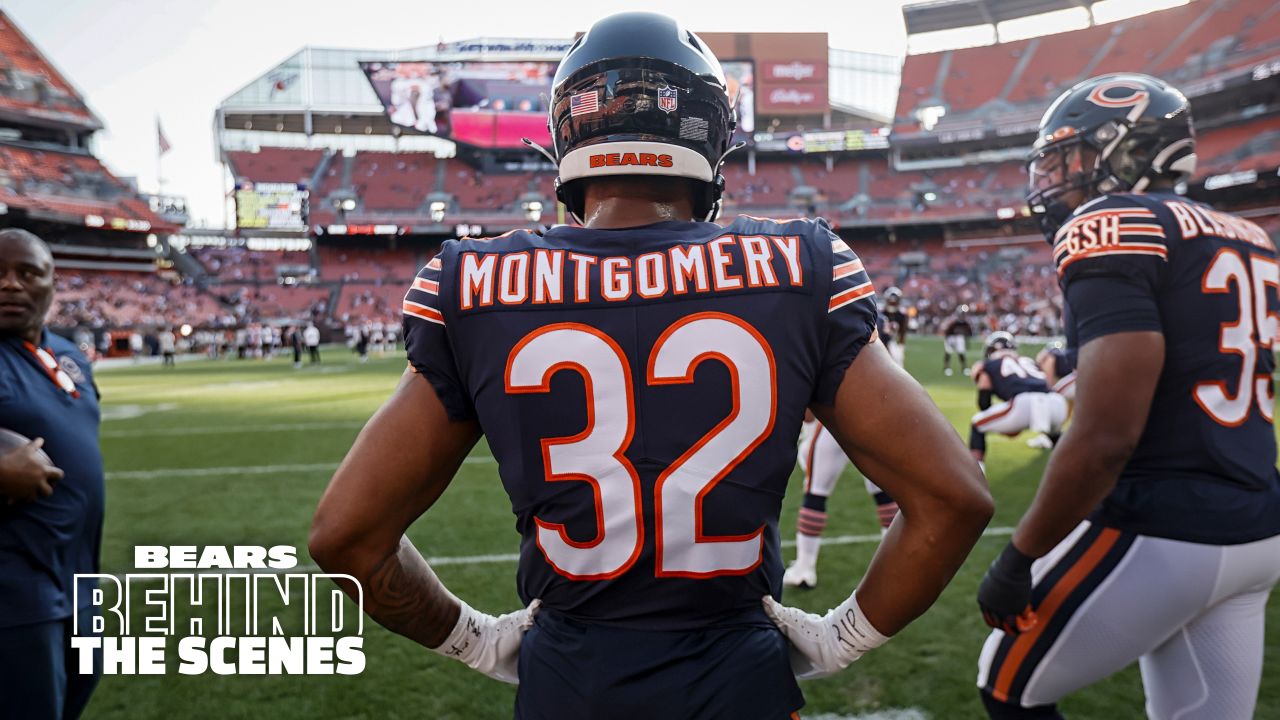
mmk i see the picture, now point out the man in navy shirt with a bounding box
[0,228,104,719]
[976,74,1280,720]
[311,12,992,720]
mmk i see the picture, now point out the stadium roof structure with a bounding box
[219,39,573,115]
[0,10,100,130]
[903,0,1100,35]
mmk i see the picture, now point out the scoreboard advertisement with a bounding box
[234,181,308,230]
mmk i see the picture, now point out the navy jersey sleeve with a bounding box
[1054,194,1171,346]
[813,220,879,405]
[402,247,475,421]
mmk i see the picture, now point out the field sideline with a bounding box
[85,337,1279,719]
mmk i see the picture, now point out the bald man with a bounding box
[0,228,104,718]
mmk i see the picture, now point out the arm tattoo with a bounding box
[361,536,460,649]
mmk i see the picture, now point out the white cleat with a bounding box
[944,367,954,376]
[1027,434,1054,450]
[782,563,818,589]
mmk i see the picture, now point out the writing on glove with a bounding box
[432,598,540,684]
[762,592,888,680]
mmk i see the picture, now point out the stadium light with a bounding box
[430,200,447,224]
[522,200,543,223]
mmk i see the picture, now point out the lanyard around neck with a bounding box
[22,341,80,399]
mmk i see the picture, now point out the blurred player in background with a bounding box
[0,228,103,719]
[783,413,901,589]
[312,13,992,719]
[968,331,1068,461]
[942,305,974,376]
[977,74,1280,720]
[880,286,908,366]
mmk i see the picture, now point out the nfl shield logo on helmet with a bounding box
[657,86,677,113]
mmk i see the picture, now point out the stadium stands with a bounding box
[225,148,324,186]
[895,0,1275,128]
[50,270,227,329]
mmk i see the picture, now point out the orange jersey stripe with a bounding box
[991,527,1122,702]
[833,259,865,279]
[413,277,439,294]
[426,258,442,271]
[403,301,444,325]
[828,282,874,312]
[1057,245,1168,273]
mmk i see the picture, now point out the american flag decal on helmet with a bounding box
[570,91,599,117]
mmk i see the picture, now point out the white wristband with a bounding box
[830,593,889,662]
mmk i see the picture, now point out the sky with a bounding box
[2,0,1187,228]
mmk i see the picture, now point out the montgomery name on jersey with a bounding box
[402,214,879,630]
[1053,190,1280,544]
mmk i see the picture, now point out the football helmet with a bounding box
[1026,73,1195,233]
[884,286,903,307]
[541,12,737,223]
[984,331,1017,358]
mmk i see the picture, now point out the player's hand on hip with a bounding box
[762,593,888,679]
[977,542,1038,635]
[0,438,63,504]
[432,598,540,684]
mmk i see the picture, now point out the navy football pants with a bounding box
[516,609,804,720]
[0,617,101,720]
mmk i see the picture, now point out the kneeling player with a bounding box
[783,414,900,589]
[969,332,1068,462]
[977,74,1280,720]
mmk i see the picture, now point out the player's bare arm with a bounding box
[976,331,1162,634]
[310,369,480,648]
[1012,331,1163,558]
[816,340,994,633]
[765,339,993,679]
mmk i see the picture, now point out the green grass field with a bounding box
[84,337,1279,719]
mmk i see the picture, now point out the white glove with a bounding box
[432,599,540,684]
[762,592,888,679]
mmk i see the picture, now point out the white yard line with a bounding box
[102,421,367,439]
[110,527,1013,581]
[105,456,495,480]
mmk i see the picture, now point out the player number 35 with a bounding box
[1195,248,1279,426]
[505,312,775,581]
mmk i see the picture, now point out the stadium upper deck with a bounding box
[216,0,1280,237]
[0,11,173,235]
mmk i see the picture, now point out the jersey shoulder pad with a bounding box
[402,247,452,327]
[1053,193,1170,278]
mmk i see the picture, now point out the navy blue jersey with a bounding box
[944,316,973,337]
[1054,192,1280,544]
[403,216,879,630]
[0,331,103,628]
[882,308,908,345]
[1046,346,1076,380]
[981,352,1049,401]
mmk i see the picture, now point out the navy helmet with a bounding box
[543,12,737,222]
[1026,73,1195,233]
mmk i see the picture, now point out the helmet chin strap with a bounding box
[703,141,747,222]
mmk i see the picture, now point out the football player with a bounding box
[881,286,909,367]
[942,305,974,376]
[782,413,901,590]
[1035,341,1076,402]
[311,13,993,720]
[976,73,1280,720]
[968,331,1069,462]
